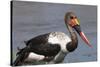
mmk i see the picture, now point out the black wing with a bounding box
[25,33,50,46]
[24,33,61,56]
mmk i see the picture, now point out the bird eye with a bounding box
[70,16,74,19]
[70,16,77,19]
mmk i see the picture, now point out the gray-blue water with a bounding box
[12,1,97,64]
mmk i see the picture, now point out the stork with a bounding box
[13,12,92,66]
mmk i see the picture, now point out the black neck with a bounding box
[66,24,78,52]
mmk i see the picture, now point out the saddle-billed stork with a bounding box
[13,12,92,66]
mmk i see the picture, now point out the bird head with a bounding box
[65,12,92,47]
